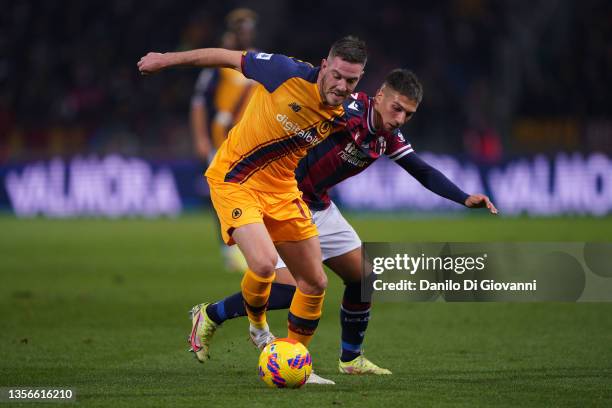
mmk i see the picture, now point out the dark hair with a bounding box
[384,69,423,104]
[328,36,368,65]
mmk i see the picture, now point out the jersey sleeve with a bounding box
[385,130,414,161]
[241,51,317,93]
[395,152,469,205]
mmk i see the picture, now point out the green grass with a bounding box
[1,214,611,407]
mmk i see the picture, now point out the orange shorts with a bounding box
[207,177,318,245]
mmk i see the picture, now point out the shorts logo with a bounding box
[256,53,273,60]
[232,208,242,219]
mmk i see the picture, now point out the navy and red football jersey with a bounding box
[296,92,414,210]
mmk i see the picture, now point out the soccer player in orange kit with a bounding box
[138,36,367,355]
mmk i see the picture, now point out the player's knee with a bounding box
[298,273,327,295]
[319,273,328,291]
[248,253,278,278]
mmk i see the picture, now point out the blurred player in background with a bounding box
[138,37,369,367]
[187,69,497,377]
[190,8,258,272]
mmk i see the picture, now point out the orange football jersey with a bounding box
[205,51,346,193]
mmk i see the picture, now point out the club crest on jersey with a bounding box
[316,120,332,137]
[376,136,387,155]
[232,208,242,219]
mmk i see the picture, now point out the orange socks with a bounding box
[241,269,275,329]
[287,288,325,347]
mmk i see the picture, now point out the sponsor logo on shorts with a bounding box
[232,208,242,219]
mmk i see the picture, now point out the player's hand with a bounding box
[464,194,498,214]
[137,52,167,75]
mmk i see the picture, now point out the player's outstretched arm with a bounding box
[137,48,243,75]
[396,152,498,214]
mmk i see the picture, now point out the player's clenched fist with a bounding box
[137,52,167,75]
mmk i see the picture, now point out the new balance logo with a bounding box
[288,102,302,112]
[348,101,359,111]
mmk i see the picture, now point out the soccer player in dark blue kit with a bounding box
[190,69,497,380]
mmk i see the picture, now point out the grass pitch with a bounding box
[1,214,611,407]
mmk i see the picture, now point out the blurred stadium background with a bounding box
[1,0,611,217]
[2,1,611,406]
